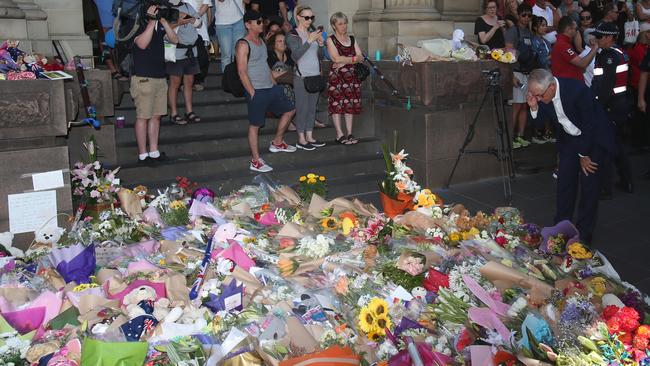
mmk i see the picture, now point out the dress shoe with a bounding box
[615,181,634,194]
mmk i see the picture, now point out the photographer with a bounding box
[167,2,202,124]
[132,5,178,164]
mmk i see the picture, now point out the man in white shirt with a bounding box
[526,69,617,245]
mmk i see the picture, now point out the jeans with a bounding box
[214,19,246,72]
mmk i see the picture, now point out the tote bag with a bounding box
[624,20,640,44]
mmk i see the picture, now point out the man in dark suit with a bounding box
[526,69,617,245]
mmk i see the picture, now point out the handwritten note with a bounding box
[32,170,65,191]
[8,190,57,234]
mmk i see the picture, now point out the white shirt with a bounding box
[186,0,212,41]
[214,0,245,25]
[533,5,554,27]
[530,77,582,136]
[580,46,595,87]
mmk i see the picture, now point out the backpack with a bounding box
[515,26,540,72]
[222,39,250,97]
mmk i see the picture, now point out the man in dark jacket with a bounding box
[527,69,617,245]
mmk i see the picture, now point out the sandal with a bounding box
[347,134,359,144]
[185,112,201,123]
[170,114,187,125]
[335,135,351,145]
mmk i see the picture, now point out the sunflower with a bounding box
[366,330,383,342]
[368,298,389,317]
[375,315,392,332]
[358,307,378,333]
[320,217,339,231]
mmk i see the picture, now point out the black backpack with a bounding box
[515,26,540,72]
[222,39,250,97]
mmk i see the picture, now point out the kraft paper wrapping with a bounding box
[277,223,312,239]
[285,316,318,353]
[96,268,121,286]
[0,287,33,305]
[479,261,553,304]
[118,189,143,218]
[272,186,302,206]
[222,351,265,366]
[44,268,66,290]
[393,211,449,233]
[227,267,263,306]
[160,240,204,266]
[165,272,189,304]
[231,201,254,218]
[308,194,379,219]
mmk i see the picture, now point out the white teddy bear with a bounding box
[34,226,66,246]
[122,285,171,321]
[0,232,24,258]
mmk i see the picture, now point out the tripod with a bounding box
[445,69,515,203]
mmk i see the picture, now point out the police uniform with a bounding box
[591,22,634,195]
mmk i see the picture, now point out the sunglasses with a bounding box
[580,15,592,20]
[520,13,532,17]
[301,15,315,21]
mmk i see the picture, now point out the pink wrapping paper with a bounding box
[212,240,255,271]
[126,259,160,275]
[0,291,63,330]
[65,287,105,308]
[2,307,45,334]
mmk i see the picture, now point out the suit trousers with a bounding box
[601,109,633,191]
[555,142,610,244]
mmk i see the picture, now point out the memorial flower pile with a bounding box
[2,145,650,366]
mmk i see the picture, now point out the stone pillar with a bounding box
[33,0,92,60]
[13,0,51,54]
[0,0,31,50]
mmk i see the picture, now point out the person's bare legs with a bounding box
[305,130,315,144]
[345,114,358,143]
[148,116,161,153]
[249,125,260,161]
[168,75,182,117]
[182,73,194,114]
[273,109,295,145]
[297,131,307,145]
[135,118,149,155]
[332,114,345,140]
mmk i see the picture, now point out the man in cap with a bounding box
[591,22,634,197]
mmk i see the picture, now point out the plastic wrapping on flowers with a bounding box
[3,151,650,366]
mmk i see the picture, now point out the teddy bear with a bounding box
[133,185,149,208]
[122,285,171,321]
[34,226,66,247]
[0,232,24,258]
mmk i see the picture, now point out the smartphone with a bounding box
[317,25,324,32]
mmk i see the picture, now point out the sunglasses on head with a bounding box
[301,15,315,21]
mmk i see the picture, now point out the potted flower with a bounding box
[378,144,420,218]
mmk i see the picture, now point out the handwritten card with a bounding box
[31,170,64,191]
[8,190,57,234]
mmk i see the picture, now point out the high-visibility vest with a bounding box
[593,47,629,95]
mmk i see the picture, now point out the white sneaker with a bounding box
[514,136,531,147]
[531,136,547,145]
[512,139,522,149]
[250,158,273,172]
[269,141,297,153]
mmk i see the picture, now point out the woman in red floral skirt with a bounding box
[326,12,364,145]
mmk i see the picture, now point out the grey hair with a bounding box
[330,12,348,28]
[527,69,555,90]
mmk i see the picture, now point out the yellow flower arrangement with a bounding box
[500,51,515,63]
[299,176,307,182]
[307,173,317,179]
[461,227,481,241]
[449,232,461,243]
[320,217,339,232]
[297,172,327,202]
[358,298,392,338]
[589,277,607,297]
[413,189,438,209]
[170,200,186,210]
[339,212,358,235]
[358,307,378,333]
[367,330,382,342]
[491,49,504,61]
[567,242,592,260]
[375,315,392,331]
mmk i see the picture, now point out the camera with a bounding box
[143,0,180,23]
[482,68,501,86]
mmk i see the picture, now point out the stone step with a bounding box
[115,124,374,160]
[117,85,238,108]
[117,146,384,195]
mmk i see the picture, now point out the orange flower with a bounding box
[260,203,271,212]
[395,181,407,192]
[335,276,349,295]
[278,258,299,277]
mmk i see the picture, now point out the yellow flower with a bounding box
[367,330,383,342]
[299,176,307,182]
[375,315,392,332]
[358,307,378,333]
[170,200,186,210]
[278,258,300,277]
[449,232,461,242]
[307,173,317,179]
[491,49,504,61]
[341,217,355,235]
[368,298,389,317]
[307,178,317,184]
[320,217,339,231]
[589,277,607,296]
[501,52,514,63]
[567,242,592,259]
[319,176,326,182]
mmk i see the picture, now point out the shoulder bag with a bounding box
[350,36,370,82]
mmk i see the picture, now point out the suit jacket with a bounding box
[533,77,617,156]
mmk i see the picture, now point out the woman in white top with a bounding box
[636,0,650,22]
[213,0,249,72]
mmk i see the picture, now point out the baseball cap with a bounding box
[592,22,619,37]
[243,11,263,23]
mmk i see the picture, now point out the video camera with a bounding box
[143,0,180,23]
[481,68,501,86]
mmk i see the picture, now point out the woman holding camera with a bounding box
[326,12,363,145]
[286,5,326,151]
[167,2,202,125]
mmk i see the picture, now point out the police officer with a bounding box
[591,22,634,197]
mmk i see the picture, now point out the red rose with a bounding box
[603,305,620,320]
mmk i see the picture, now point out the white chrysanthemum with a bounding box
[376,341,399,360]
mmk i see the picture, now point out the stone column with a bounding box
[13,0,52,54]
[0,0,31,50]
[33,0,92,61]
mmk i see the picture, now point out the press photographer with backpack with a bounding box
[505,3,537,149]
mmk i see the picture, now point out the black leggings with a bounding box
[194,35,209,84]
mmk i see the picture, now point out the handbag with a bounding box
[349,36,370,81]
[624,20,639,44]
[296,60,325,93]
[164,23,180,62]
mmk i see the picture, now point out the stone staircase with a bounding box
[111,62,385,197]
